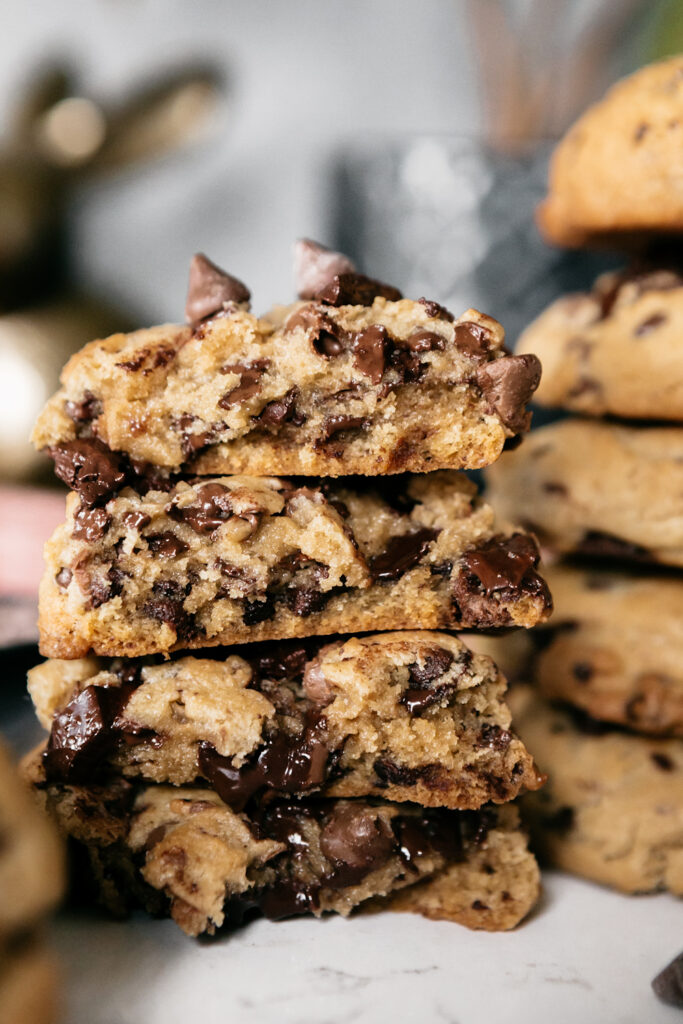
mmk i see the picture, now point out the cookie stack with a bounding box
[0,742,63,1024]
[25,240,551,936]
[486,57,683,898]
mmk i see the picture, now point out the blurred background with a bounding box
[0,0,680,658]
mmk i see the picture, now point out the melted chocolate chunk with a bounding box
[418,297,454,321]
[320,805,395,887]
[198,711,330,811]
[294,239,357,300]
[44,682,137,783]
[400,648,458,715]
[122,510,151,532]
[72,504,112,542]
[408,648,454,686]
[185,253,250,326]
[460,534,540,595]
[171,482,234,534]
[218,361,269,409]
[65,390,102,425]
[653,952,683,1008]
[370,527,440,582]
[404,329,445,353]
[392,809,464,867]
[50,439,126,507]
[453,322,491,357]
[145,532,189,558]
[258,388,303,427]
[287,306,349,358]
[314,414,368,449]
[315,272,402,307]
[352,324,389,383]
[475,354,541,433]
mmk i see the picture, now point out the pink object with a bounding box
[0,485,65,598]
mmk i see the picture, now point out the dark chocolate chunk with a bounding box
[116,346,176,375]
[142,580,195,638]
[315,272,402,307]
[460,534,540,596]
[314,414,368,449]
[44,683,136,783]
[65,390,102,425]
[477,724,512,751]
[55,567,72,589]
[400,648,459,715]
[373,759,445,790]
[293,238,357,300]
[198,710,330,811]
[370,527,440,582]
[453,321,491,357]
[408,648,454,687]
[171,482,234,534]
[253,643,309,684]
[218,361,269,409]
[652,952,683,1008]
[352,325,389,383]
[285,586,330,618]
[404,329,445,353]
[392,809,463,867]
[287,306,349,358]
[475,354,541,433]
[258,388,303,427]
[418,297,454,321]
[50,439,126,506]
[185,253,250,326]
[72,504,111,542]
[243,594,276,626]
[320,805,394,887]
[145,532,189,558]
[259,883,320,920]
[123,510,151,532]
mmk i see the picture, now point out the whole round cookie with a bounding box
[511,685,683,895]
[517,267,683,420]
[0,741,63,939]
[538,56,683,247]
[534,565,683,737]
[485,419,683,567]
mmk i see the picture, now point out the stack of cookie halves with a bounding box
[487,57,683,900]
[26,240,552,937]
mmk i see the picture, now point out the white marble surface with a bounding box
[52,872,681,1024]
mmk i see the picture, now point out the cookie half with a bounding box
[39,471,551,658]
[511,685,683,895]
[485,419,683,567]
[29,632,542,811]
[538,56,683,246]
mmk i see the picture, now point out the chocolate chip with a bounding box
[198,710,330,811]
[401,648,460,713]
[142,581,193,636]
[392,809,464,866]
[293,239,357,300]
[477,724,512,751]
[453,322,491,356]
[145,532,189,558]
[258,388,303,427]
[55,567,72,590]
[418,297,454,321]
[651,753,675,772]
[285,586,330,617]
[77,564,125,610]
[50,439,126,506]
[476,354,540,433]
[314,414,368,449]
[352,324,389,383]
[171,482,234,534]
[72,504,111,542]
[320,805,394,886]
[123,510,151,532]
[243,594,276,625]
[460,534,540,596]
[543,481,568,496]
[408,648,454,686]
[635,312,667,335]
[65,391,102,425]
[116,346,176,374]
[253,644,309,684]
[315,272,402,307]
[572,662,593,683]
[370,527,440,582]
[287,306,349,358]
[403,329,445,353]
[653,952,683,1007]
[218,361,269,409]
[373,759,445,790]
[185,253,250,326]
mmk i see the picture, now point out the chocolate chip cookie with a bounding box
[511,685,683,895]
[0,742,63,1024]
[39,470,551,658]
[532,564,683,737]
[485,419,683,567]
[25,747,539,936]
[538,56,683,246]
[29,632,542,810]
[32,244,540,478]
[517,267,683,420]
